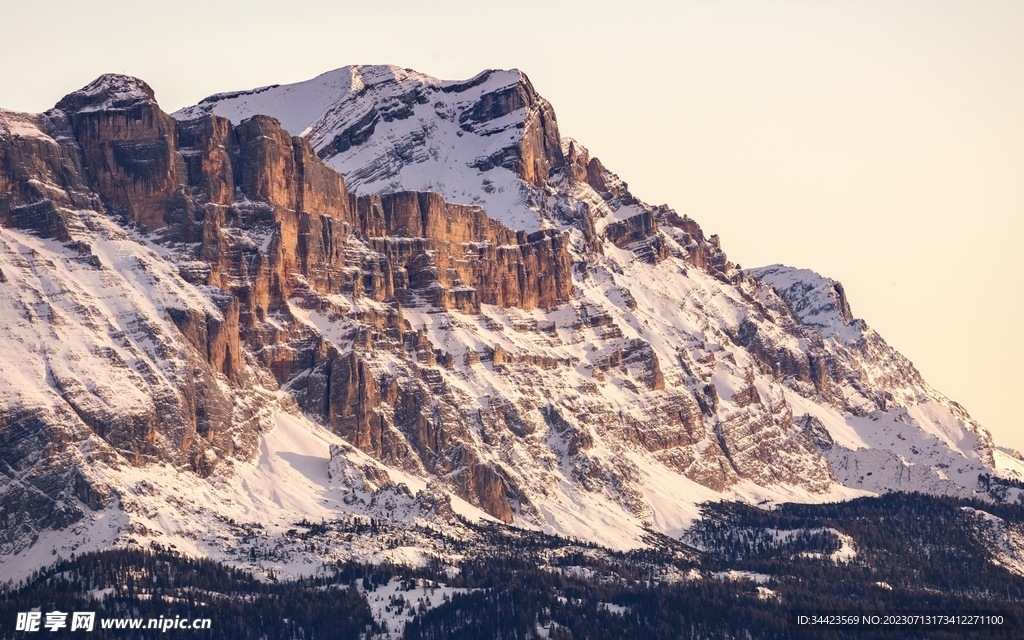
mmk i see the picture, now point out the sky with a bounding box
[1,0,1021,450]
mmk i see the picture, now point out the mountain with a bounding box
[1,66,1022,584]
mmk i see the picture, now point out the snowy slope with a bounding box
[753,264,995,496]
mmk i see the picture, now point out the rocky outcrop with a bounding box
[604,210,669,264]
[459,71,565,186]
[563,140,628,200]
[166,294,242,383]
[132,85,570,517]
[176,114,235,206]
[0,110,96,239]
[327,443,393,491]
[325,351,385,456]
[659,208,732,275]
[173,111,574,321]
[357,191,573,311]
[592,339,665,390]
[56,75,192,235]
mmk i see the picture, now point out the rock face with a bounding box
[0,67,1006,564]
[0,108,95,240]
[56,75,192,234]
[0,74,576,542]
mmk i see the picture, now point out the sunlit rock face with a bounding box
[0,66,1002,566]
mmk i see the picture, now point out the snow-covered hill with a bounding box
[0,66,1012,584]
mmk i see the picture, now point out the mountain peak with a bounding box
[173,64,558,230]
[55,73,157,113]
[347,64,440,90]
[174,64,528,135]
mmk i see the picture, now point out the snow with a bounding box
[798,396,991,495]
[0,510,127,586]
[0,212,221,420]
[750,264,862,344]
[0,110,54,141]
[599,602,628,614]
[714,570,771,584]
[961,507,1024,576]
[231,410,492,530]
[360,579,471,640]
[639,456,865,541]
[786,385,989,497]
[0,402,500,585]
[393,260,871,547]
[784,389,870,451]
[829,530,857,563]
[172,66,1006,515]
[748,263,997,497]
[60,74,153,112]
[175,67,366,138]
[994,448,1024,480]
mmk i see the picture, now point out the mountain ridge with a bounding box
[0,66,1018,583]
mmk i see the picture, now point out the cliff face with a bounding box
[0,67,1004,566]
[0,75,577,541]
[56,75,193,236]
[0,108,96,240]
[457,70,565,186]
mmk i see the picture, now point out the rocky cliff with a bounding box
[0,66,1015,575]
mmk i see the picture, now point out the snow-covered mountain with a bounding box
[1,66,1020,581]
[176,66,560,232]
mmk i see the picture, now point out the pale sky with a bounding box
[2,1,1021,450]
